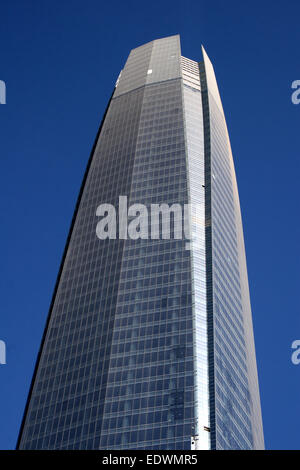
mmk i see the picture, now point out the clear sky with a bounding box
[0,0,299,450]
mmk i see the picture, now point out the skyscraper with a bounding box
[17,35,264,450]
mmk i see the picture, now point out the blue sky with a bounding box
[0,0,299,450]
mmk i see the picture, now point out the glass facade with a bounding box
[17,35,264,450]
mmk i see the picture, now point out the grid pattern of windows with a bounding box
[17,35,264,451]
[18,85,146,450]
[98,79,195,450]
[201,48,264,450]
[181,56,201,91]
[18,34,197,452]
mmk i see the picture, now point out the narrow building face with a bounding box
[18,35,264,450]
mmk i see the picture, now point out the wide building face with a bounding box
[17,35,264,450]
